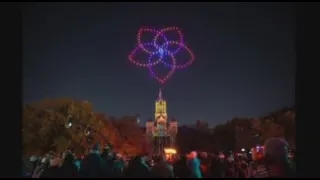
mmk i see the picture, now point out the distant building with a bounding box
[145,89,178,155]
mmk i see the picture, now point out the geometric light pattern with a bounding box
[129,27,195,84]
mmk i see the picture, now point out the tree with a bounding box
[95,113,122,149]
[259,108,295,148]
[260,120,284,142]
[231,117,254,150]
[177,124,218,153]
[23,99,105,155]
[211,121,235,151]
[272,110,295,149]
[112,116,144,155]
[23,106,66,155]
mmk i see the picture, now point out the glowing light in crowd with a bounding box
[164,148,177,154]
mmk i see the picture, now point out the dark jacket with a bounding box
[150,161,174,178]
[173,157,190,178]
[80,152,107,178]
[187,158,202,178]
[125,157,150,178]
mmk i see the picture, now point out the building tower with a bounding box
[154,89,168,129]
[169,118,178,147]
[145,89,178,155]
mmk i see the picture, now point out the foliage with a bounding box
[231,107,295,149]
[23,99,145,156]
[211,121,235,151]
[177,125,214,154]
[176,107,295,153]
[111,116,144,155]
[23,99,98,155]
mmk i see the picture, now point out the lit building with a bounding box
[146,89,178,155]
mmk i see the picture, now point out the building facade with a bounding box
[146,89,178,155]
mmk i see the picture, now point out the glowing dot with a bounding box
[158,48,164,55]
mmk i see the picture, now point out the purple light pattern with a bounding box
[128,27,195,84]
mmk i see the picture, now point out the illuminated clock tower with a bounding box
[155,88,167,123]
[146,89,178,155]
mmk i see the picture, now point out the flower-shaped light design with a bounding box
[128,27,195,84]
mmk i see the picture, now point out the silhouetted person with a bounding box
[187,151,202,178]
[40,157,62,178]
[59,151,79,178]
[263,138,296,178]
[173,155,190,178]
[80,143,108,178]
[150,155,174,178]
[210,155,225,178]
[125,155,150,178]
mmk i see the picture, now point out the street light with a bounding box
[66,116,73,128]
[85,127,91,136]
[135,114,140,123]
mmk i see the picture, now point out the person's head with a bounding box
[132,155,143,164]
[47,151,56,159]
[103,146,111,155]
[40,155,51,167]
[139,153,149,162]
[237,154,245,162]
[227,155,234,163]
[29,155,38,163]
[60,151,75,167]
[92,143,101,151]
[23,156,33,174]
[188,151,198,159]
[198,152,207,159]
[263,137,289,165]
[218,152,225,159]
[90,143,101,154]
[251,147,264,162]
[288,150,295,161]
[154,155,166,164]
[49,157,61,167]
[115,153,122,160]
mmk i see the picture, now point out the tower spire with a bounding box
[158,88,163,100]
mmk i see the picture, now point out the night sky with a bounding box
[23,2,295,126]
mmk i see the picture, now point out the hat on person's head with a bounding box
[264,137,289,159]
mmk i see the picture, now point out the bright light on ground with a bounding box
[164,148,177,154]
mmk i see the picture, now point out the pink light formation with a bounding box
[128,27,195,84]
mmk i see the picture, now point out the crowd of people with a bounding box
[22,137,295,178]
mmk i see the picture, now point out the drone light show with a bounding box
[128,27,195,84]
